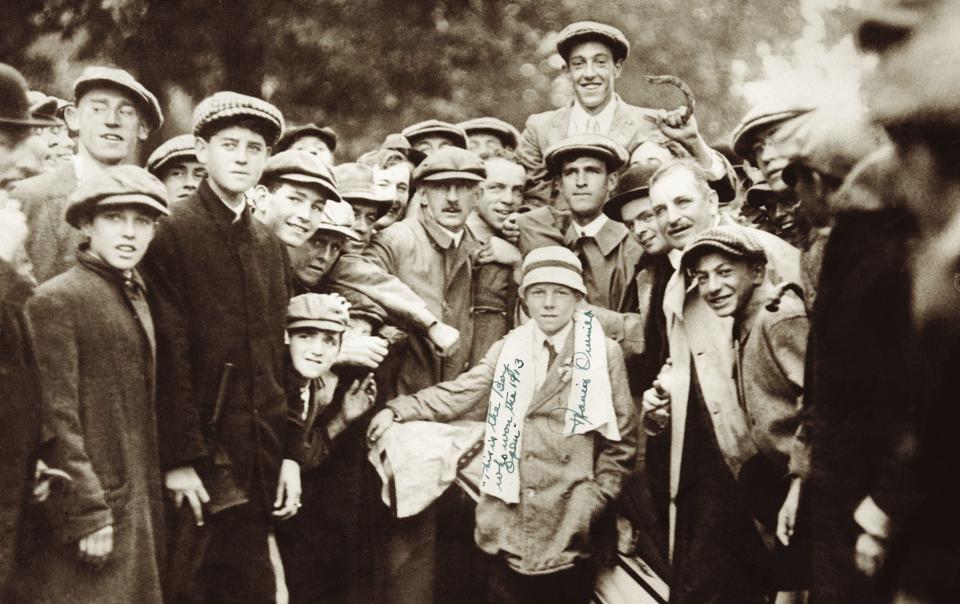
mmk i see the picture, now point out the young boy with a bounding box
[140,91,303,603]
[146,133,207,203]
[680,225,810,590]
[274,293,377,603]
[367,245,637,604]
[20,165,169,603]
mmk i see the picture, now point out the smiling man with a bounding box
[14,66,163,283]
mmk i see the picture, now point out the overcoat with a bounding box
[140,180,304,510]
[17,251,164,603]
[13,163,81,284]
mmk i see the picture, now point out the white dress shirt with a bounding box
[568,95,621,136]
[571,213,609,239]
[533,322,573,389]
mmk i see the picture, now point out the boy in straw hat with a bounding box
[368,245,636,604]
[19,165,169,603]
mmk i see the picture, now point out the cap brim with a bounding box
[66,194,169,228]
[76,78,161,131]
[681,240,765,270]
[342,193,393,217]
[148,151,198,175]
[419,170,485,183]
[408,129,467,149]
[603,186,649,221]
[286,319,346,332]
[274,173,343,202]
[519,267,587,297]
[313,223,362,242]
[732,110,812,159]
[0,115,60,128]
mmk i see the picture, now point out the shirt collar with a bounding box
[73,151,107,185]
[534,321,573,352]
[568,94,620,136]
[572,213,609,238]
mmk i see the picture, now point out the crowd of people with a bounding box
[1,3,958,603]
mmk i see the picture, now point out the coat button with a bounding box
[561,454,570,464]
[525,452,534,461]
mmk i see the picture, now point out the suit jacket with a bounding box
[518,207,646,355]
[140,180,304,511]
[14,163,81,284]
[388,330,637,575]
[0,262,40,594]
[515,98,659,208]
[662,219,800,555]
[21,252,164,602]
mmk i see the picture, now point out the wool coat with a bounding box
[13,163,81,284]
[17,252,164,603]
[140,180,305,512]
[388,330,637,575]
[0,261,40,595]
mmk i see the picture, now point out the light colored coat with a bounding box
[14,163,81,284]
[387,329,637,575]
[662,220,800,556]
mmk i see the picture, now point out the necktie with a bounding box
[544,340,558,370]
[575,235,600,307]
[586,117,601,134]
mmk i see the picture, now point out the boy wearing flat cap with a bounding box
[459,117,521,160]
[401,119,468,157]
[140,91,303,603]
[146,133,207,203]
[15,65,163,283]
[274,293,378,604]
[333,162,394,253]
[273,123,337,167]
[681,226,810,591]
[19,165,169,603]
[368,245,637,604]
[515,21,729,209]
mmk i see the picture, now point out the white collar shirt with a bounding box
[568,94,621,136]
[533,322,573,389]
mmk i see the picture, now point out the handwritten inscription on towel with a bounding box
[482,358,524,492]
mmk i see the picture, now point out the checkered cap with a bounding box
[66,165,170,228]
[146,134,198,175]
[680,225,767,270]
[192,91,284,146]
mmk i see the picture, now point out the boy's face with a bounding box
[478,159,524,232]
[288,328,341,379]
[288,135,334,167]
[347,199,382,252]
[467,132,504,160]
[195,127,269,197]
[289,231,345,287]
[67,86,147,166]
[257,181,328,247]
[691,251,764,318]
[650,167,718,251]
[524,282,580,336]
[421,179,478,232]
[81,205,157,271]
[559,156,617,222]
[161,160,207,202]
[564,40,622,112]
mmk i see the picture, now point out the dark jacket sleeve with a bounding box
[26,292,113,542]
[141,222,208,469]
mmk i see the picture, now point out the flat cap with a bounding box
[859,0,960,128]
[74,66,163,132]
[381,132,427,166]
[401,119,468,149]
[0,64,59,128]
[192,91,284,147]
[458,117,521,149]
[543,133,629,175]
[412,146,486,184]
[262,150,340,202]
[66,164,170,228]
[520,245,587,297]
[146,134,199,176]
[770,102,889,184]
[312,198,362,241]
[274,123,337,153]
[286,293,351,332]
[556,21,630,63]
[731,101,814,161]
[680,225,767,270]
[333,163,393,213]
[27,91,66,122]
[603,162,660,221]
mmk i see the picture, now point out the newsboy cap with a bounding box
[381,132,427,166]
[680,225,767,270]
[731,100,814,161]
[27,91,65,122]
[73,66,163,132]
[286,293,351,333]
[543,133,629,175]
[66,164,170,228]
[262,150,341,202]
[146,134,199,176]
[274,123,337,154]
[556,21,630,63]
[603,162,660,222]
[412,146,486,184]
[519,245,587,297]
[333,163,393,215]
[0,64,59,128]
[192,91,284,147]
[311,198,362,242]
[401,119,468,149]
[458,117,521,149]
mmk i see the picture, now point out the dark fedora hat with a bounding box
[0,63,58,128]
[603,163,659,222]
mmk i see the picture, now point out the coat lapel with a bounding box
[548,105,574,145]
[527,327,576,415]
[608,100,638,148]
